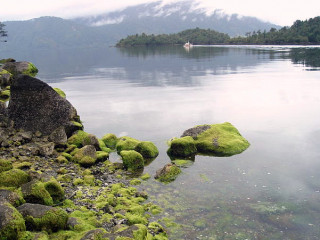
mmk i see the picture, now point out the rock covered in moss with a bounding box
[0,202,26,240]
[0,89,10,102]
[2,61,38,77]
[169,122,250,157]
[53,88,66,98]
[167,136,197,158]
[116,136,140,153]
[0,69,12,87]
[0,189,25,207]
[0,169,30,188]
[17,203,68,232]
[155,163,181,183]
[135,141,159,159]
[7,75,80,136]
[101,133,118,149]
[73,145,97,167]
[43,178,65,204]
[96,151,109,162]
[21,180,53,206]
[0,158,12,173]
[67,130,100,150]
[120,150,144,172]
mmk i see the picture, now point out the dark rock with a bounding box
[80,229,105,240]
[0,202,26,240]
[37,142,55,157]
[7,75,79,136]
[67,217,80,230]
[49,126,67,145]
[17,203,68,232]
[181,124,211,139]
[21,180,53,206]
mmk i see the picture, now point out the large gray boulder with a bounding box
[7,75,80,136]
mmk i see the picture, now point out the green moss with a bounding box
[96,151,109,162]
[130,179,142,186]
[125,213,148,225]
[194,122,250,156]
[140,173,151,181]
[0,158,13,173]
[70,209,99,229]
[57,174,72,183]
[0,169,30,187]
[171,159,194,168]
[116,136,140,153]
[120,150,144,172]
[56,156,68,164]
[132,224,148,239]
[22,62,38,77]
[83,175,95,186]
[79,156,96,167]
[73,178,84,186]
[101,133,118,149]
[61,152,72,161]
[0,202,26,240]
[53,88,66,98]
[148,222,167,236]
[167,136,197,157]
[67,130,91,148]
[0,89,10,101]
[44,178,65,203]
[13,161,32,170]
[135,141,159,159]
[24,207,68,232]
[65,144,77,153]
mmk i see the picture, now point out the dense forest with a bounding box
[116,16,320,46]
[116,28,230,47]
[0,22,7,41]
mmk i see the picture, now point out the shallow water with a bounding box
[3,45,320,239]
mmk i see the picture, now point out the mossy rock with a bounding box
[120,150,144,172]
[21,180,53,206]
[73,145,97,167]
[67,130,99,149]
[17,203,68,232]
[53,88,66,98]
[0,159,13,173]
[44,178,65,204]
[96,151,109,162]
[171,159,194,168]
[23,62,38,77]
[154,163,181,184]
[192,122,250,156]
[0,202,26,240]
[135,141,159,159]
[0,89,10,101]
[0,189,25,207]
[101,133,118,149]
[116,136,140,153]
[0,169,30,188]
[167,136,197,158]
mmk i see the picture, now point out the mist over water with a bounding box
[3,45,320,239]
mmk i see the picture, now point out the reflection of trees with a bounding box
[287,48,320,68]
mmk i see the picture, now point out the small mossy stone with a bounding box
[73,145,97,167]
[23,62,38,77]
[96,151,109,162]
[53,88,66,98]
[44,178,65,203]
[171,159,194,168]
[116,136,140,153]
[120,150,144,172]
[0,159,13,173]
[130,179,142,185]
[135,141,159,159]
[0,189,25,207]
[67,131,91,148]
[101,133,118,149]
[0,202,26,240]
[140,173,151,181]
[167,136,197,157]
[154,164,181,184]
[0,169,30,188]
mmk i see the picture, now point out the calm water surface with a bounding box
[3,45,320,239]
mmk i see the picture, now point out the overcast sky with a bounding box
[0,0,319,26]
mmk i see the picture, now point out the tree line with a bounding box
[0,22,7,42]
[116,16,320,47]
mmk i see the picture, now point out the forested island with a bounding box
[116,16,320,47]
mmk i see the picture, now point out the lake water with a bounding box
[3,45,320,239]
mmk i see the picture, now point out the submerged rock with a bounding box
[168,122,250,157]
[7,75,80,136]
[154,163,181,183]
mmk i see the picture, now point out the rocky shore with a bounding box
[0,59,167,240]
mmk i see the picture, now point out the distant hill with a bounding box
[76,0,280,38]
[0,1,280,51]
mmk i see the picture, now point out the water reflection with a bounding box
[287,48,320,69]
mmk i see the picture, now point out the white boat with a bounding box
[184,41,193,48]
